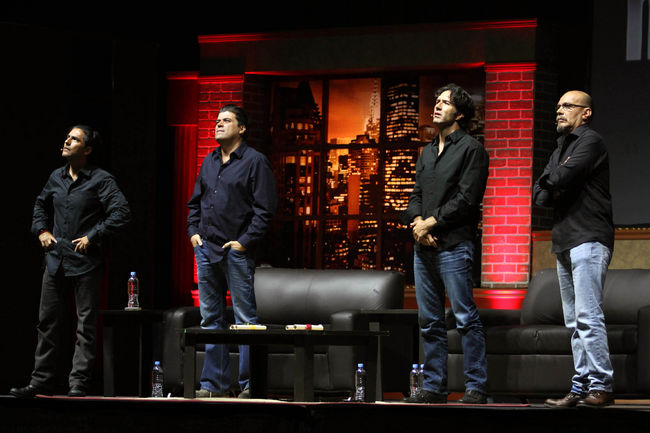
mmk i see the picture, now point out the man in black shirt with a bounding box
[535,91,615,408]
[187,105,277,398]
[403,83,489,404]
[11,125,131,398]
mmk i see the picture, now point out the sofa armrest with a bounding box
[330,309,367,331]
[162,306,201,395]
[638,305,650,392]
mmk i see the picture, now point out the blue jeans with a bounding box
[414,240,487,395]
[195,244,258,393]
[556,241,613,394]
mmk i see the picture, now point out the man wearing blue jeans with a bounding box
[187,105,277,398]
[404,84,489,404]
[534,91,615,408]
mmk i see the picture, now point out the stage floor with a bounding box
[2,394,650,433]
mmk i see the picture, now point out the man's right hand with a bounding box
[38,231,57,250]
[190,234,203,248]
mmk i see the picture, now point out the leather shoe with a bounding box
[544,392,584,408]
[458,389,488,404]
[403,389,447,404]
[10,384,50,399]
[577,390,614,407]
[68,386,87,397]
[237,388,251,399]
[195,388,230,398]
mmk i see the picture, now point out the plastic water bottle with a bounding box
[126,271,141,311]
[418,363,424,389]
[354,363,366,402]
[152,361,164,397]
[409,363,420,398]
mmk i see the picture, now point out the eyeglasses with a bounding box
[556,103,589,111]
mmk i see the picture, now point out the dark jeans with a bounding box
[30,266,103,390]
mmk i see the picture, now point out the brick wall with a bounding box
[197,75,245,174]
[481,63,536,288]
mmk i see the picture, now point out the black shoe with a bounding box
[403,389,447,404]
[458,389,488,404]
[68,386,87,397]
[10,384,50,399]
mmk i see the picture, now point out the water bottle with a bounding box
[126,271,141,311]
[354,363,366,402]
[418,363,424,389]
[409,363,420,398]
[152,361,164,397]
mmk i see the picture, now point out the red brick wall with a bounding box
[196,75,245,174]
[481,63,536,288]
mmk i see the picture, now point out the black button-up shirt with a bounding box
[187,142,277,263]
[533,124,614,253]
[32,164,131,276]
[404,128,489,251]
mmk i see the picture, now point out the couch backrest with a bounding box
[520,268,564,325]
[521,268,650,325]
[254,267,404,324]
[603,269,650,324]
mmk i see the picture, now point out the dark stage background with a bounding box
[0,0,645,394]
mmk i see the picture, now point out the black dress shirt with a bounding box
[533,124,614,253]
[32,164,131,276]
[404,128,489,252]
[187,142,277,263]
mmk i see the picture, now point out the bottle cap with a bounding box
[131,271,136,277]
[155,361,160,366]
[412,363,419,368]
[357,363,364,368]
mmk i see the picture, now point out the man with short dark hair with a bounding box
[11,125,131,398]
[403,83,489,404]
[187,105,277,398]
[535,91,615,408]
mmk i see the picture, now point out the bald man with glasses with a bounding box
[534,91,615,408]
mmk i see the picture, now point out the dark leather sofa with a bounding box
[447,268,650,398]
[161,267,408,397]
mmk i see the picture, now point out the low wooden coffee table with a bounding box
[182,328,387,402]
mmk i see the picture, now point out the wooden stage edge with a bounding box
[2,395,650,433]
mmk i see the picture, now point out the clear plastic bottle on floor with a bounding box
[418,363,424,389]
[409,363,420,398]
[354,363,366,402]
[152,361,164,397]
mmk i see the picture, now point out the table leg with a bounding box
[365,335,379,402]
[183,344,196,398]
[249,345,268,398]
[103,325,115,397]
[294,340,314,401]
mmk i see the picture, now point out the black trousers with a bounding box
[30,266,103,390]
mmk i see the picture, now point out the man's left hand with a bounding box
[223,240,246,252]
[72,236,90,253]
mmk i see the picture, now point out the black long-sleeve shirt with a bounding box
[404,128,489,251]
[533,124,614,253]
[32,164,131,276]
[187,142,277,263]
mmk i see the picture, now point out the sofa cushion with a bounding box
[448,324,637,355]
[519,268,564,326]
[603,269,650,324]
[254,267,404,324]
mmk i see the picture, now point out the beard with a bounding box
[556,119,570,135]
